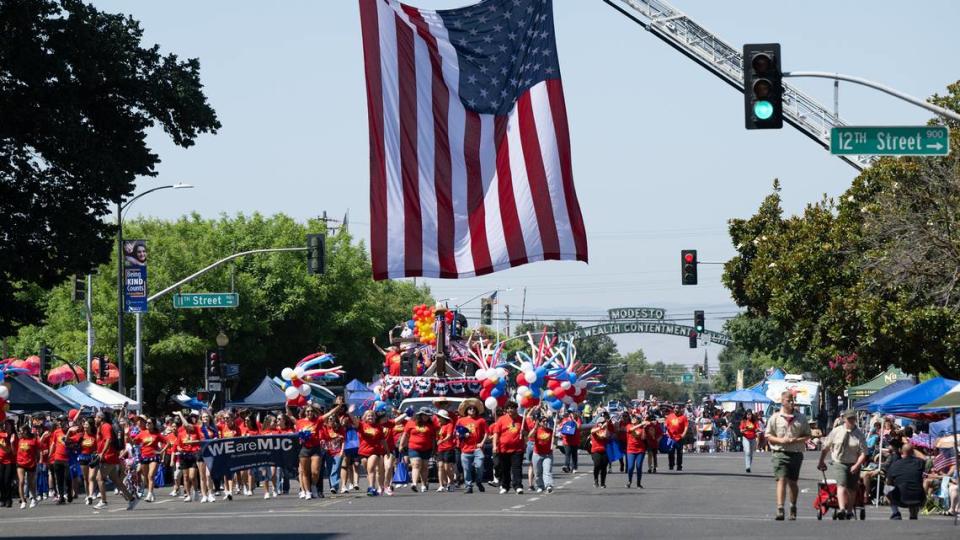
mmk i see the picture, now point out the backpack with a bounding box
[560,421,578,436]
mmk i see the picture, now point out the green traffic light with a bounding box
[754,100,774,120]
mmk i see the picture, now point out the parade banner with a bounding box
[123,239,148,313]
[201,434,299,477]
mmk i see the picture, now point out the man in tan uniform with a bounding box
[764,391,812,521]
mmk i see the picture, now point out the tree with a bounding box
[9,213,430,412]
[0,0,220,335]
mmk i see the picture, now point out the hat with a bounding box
[842,409,858,419]
[67,409,81,422]
[458,398,485,415]
[416,407,434,417]
[436,409,451,421]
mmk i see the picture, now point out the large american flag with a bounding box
[359,0,588,280]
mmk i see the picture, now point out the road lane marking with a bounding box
[527,497,540,502]
[509,504,525,509]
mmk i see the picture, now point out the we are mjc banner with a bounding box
[201,434,300,477]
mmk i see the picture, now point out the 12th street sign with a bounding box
[173,293,239,309]
[831,126,949,156]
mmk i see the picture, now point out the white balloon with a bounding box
[0,385,8,400]
[298,384,311,396]
[484,397,499,411]
[293,366,305,378]
[475,369,488,380]
[281,368,294,380]
[524,371,537,384]
[284,386,299,399]
[561,381,572,390]
[517,385,531,396]
[562,396,574,404]
[496,367,507,378]
[520,361,532,372]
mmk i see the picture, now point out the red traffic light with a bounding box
[683,253,694,263]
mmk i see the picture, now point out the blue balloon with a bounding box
[491,387,503,397]
[535,366,548,377]
[549,400,563,410]
[407,320,415,329]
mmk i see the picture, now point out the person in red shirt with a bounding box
[589,411,613,488]
[295,403,341,499]
[239,415,261,497]
[0,419,18,508]
[78,419,98,505]
[357,410,387,496]
[93,411,137,510]
[174,412,203,503]
[16,424,40,508]
[529,410,556,493]
[559,410,582,474]
[323,415,345,494]
[372,338,402,376]
[624,411,648,488]
[665,404,689,471]
[644,413,663,474]
[196,412,219,503]
[456,399,488,493]
[381,416,400,496]
[399,408,437,493]
[48,415,80,504]
[135,418,167,502]
[490,401,529,495]
[435,410,457,492]
[739,410,759,473]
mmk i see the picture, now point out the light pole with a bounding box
[117,182,193,396]
[214,331,228,405]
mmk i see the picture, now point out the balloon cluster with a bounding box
[0,363,31,422]
[47,364,87,386]
[3,356,40,377]
[512,332,600,411]
[465,336,509,412]
[409,304,453,346]
[280,352,345,406]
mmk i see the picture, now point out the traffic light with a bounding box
[743,43,783,129]
[306,233,326,275]
[688,330,697,349]
[681,249,698,285]
[71,274,85,302]
[480,298,493,325]
[695,365,703,377]
[39,345,53,374]
[205,350,220,381]
[694,310,705,333]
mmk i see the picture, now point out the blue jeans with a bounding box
[532,453,553,489]
[330,454,343,492]
[564,445,579,471]
[742,437,756,471]
[626,452,645,484]
[460,448,484,487]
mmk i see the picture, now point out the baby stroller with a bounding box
[814,471,867,520]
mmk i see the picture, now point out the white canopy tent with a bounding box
[73,381,139,411]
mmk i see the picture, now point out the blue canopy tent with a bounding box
[930,413,960,437]
[714,388,773,403]
[225,376,288,410]
[867,377,959,416]
[852,379,915,410]
[345,379,377,409]
[58,384,109,408]
[7,375,78,413]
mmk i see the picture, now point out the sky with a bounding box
[94,0,960,372]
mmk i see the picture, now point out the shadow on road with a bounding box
[21,536,342,540]
[669,471,777,480]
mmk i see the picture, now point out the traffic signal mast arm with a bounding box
[602,0,872,171]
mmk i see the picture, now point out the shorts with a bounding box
[772,451,803,481]
[140,456,162,464]
[77,454,93,464]
[437,450,457,464]
[833,462,859,490]
[359,451,385,459]
[178,452,198,469]
[343,448,359,458]
[408,448,433,460]
[17,465,36,473]
[525,441,534,462]
[299,446,323,459]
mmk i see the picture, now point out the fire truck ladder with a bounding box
[603,0,874,171]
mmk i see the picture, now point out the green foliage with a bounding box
[0,0,220,335]
[9,214,430,411]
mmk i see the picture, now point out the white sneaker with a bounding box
[182,494,191,502]
[200,495,208,504]
[516,488,524,495]
[536,488,543,493]
[271,490,278,498]
[29,498,37,508]
[94,500,108,510]
[144,493,154,503]
[19,501,26,510]
[346,483,354,491]
[264,491,270,500]
[499,487,508,495]
[298,490,305,499]
[169,488,179,497]
[305,491,313,500]
[436,486,445,492]
[419,485,427,493]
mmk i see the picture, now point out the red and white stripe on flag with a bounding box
[359,0,588,280]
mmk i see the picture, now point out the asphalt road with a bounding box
[0,451,954,539]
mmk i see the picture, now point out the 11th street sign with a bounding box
[173,293,239,309]
[831,126,949,156]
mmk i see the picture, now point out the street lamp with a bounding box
[117,182,193,397]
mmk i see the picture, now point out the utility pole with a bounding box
[86,274,94,375]
[504,305,511,337]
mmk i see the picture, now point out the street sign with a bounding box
[207,381,222,392]
[681,373,694,385]
[831,126,949,156]
[173,293,239,309]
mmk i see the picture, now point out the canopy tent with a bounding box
[847,366,912,400]
[225,376,288,410]
[767,368,786,380]
[930,413,960,438]
[73,381,139,410]
[867,377,959,415]
[6,375,78,413]
[921,381,960,527]
[345,379,376,407]
[852,379,915,410]
[922,381,960,410]
[57,385,108,408]
[714,388,773,404]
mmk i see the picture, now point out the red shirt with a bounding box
[135,431,164,459]
[296,417,325,449]
[97,423,120,465]
[163,431,179,454]
[382,420,397,452]
[241,425,260,437]
[590,425,612,454]
[50,428,79,462]
[325,426,344,457]
[644,422,663,447]
[491,414,525,453]
[358,421,385,457]
[80,434,97,455]
[666,413,688,442]
[739,420,758,440]
[0,431,17,464]
[456,417,487,453]
[385,351,401,376]
[403,420,437,452]
[38,432,51,465]
[561,418,582,447]
[177,425,202,453]
[16,437,39,469]
[531,425,553,455]
[625,423,647,454]
[218,422,240,439]
[437,422,457,452]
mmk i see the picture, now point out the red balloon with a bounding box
[515,373,527,386]
[286,395,308,407]
[445,311,454,321]
[554,389,567,400]
[547,379,561,389]
[496,395,508,406]
[479,388,491,400]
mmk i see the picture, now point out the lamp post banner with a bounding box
[123,239,148,313]
[201,434,300,477]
